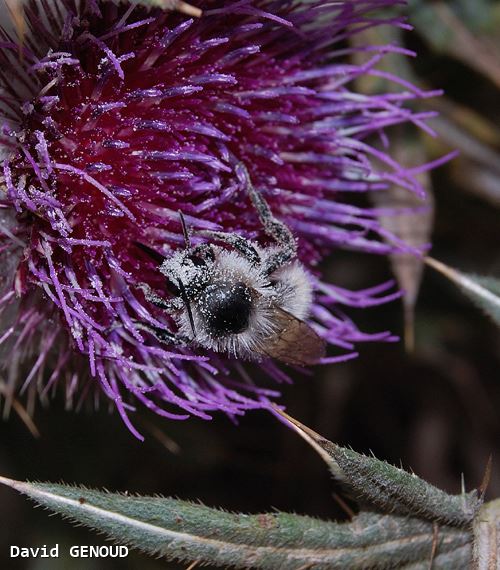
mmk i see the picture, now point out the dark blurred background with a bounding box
[1,1,499,568]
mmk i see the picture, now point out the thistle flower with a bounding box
[0,0,444,438]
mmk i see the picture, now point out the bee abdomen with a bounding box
[199,282,253,336]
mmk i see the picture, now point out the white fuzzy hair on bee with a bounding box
[135,164,325,367]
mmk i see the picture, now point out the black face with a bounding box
[199,282,253,337]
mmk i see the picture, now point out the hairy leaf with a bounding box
[275,409,481,527]
[0,475,471,569]
[402,544,471,570]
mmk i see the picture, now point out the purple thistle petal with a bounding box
[0,0,450,437]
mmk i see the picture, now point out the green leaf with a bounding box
[402,545,471,570]
[0,475,471,569]
[426,257,500,327]
[275,409,481,528]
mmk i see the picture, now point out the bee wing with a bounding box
[261,307,326,366]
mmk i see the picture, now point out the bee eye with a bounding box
[166,279,180,296]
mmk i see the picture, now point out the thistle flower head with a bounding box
[0,0,441,438]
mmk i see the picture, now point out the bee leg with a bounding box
[236,163,297,274]
[264,246,298,276]
[188,242,215,258]
[147,326,191,346]
[265,249,301,277]
[197,230,261,265]
[134,321,191,346]
[136,282,182,313]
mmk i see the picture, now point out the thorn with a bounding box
[139,418,181,454]
[271,406,324,442]
[0,382,40,438]
[425,256,458,282]
[185,561,199,570]
[167,1,202,17]
[0,475,21,488]
[332,492,355,520]
[479,454,492,500]
[270,406,345,479]
[460,472,466,495]
[428,523,439,570]
[11,397,40,438]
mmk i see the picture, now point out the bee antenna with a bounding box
[177,278,196,337]
[178,211,191,250]
[133,241,165,264]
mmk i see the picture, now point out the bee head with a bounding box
[160,244,216,298]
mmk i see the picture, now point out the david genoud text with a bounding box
[10,545,129,558]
